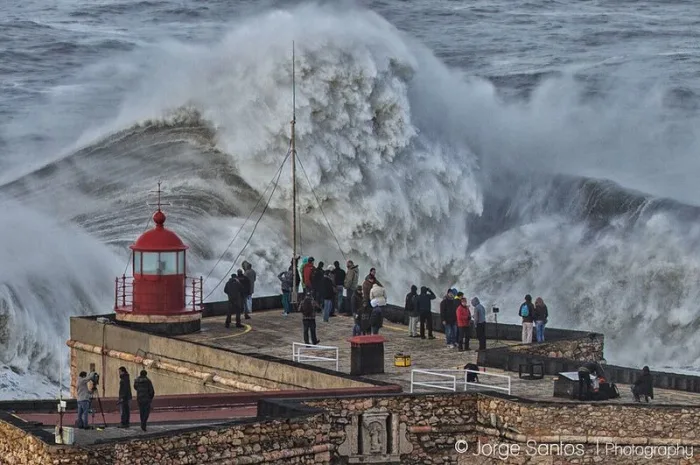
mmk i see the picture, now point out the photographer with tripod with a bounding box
[77,370,105,429]
[76,371,94,429]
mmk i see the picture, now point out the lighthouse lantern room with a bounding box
[114,183,202,335]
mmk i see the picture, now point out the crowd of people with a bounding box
[267,258,501,352]
[220,256,562,353]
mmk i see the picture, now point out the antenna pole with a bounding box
[291,41,299,305]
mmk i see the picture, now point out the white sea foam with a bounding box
[1,3,699,398]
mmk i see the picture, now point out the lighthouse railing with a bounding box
[114,275,204,313]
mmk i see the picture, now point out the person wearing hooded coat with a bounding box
[632,366,654,402]
[471,297,487,350]
[224,274,244,328]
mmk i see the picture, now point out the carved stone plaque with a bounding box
[338,409,413,464]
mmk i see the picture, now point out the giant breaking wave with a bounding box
[0,4,699,398]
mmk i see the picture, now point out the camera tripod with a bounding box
[90,389,108,429]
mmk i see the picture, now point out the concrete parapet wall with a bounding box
[69,315,381,398]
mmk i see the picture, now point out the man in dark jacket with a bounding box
[632,366,654,402]
[224,274,244,328]
[440,289,458,347]
[417,286,436,339]
[333,261,346,313]
[361,269,382,308]
[321,267,336,321]
[236,269,251,319]
[519,294,536,344]
[300,293,320,345]
[117,367,132,428]
[133,370,155,431]
[312,262,326,304]
[405,285,419,337]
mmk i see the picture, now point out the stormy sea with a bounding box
[1,0,699,398]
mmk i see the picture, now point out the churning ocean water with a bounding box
[1,0,700,398]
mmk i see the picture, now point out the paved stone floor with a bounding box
[31,405,257,445]
[177,311,700,406]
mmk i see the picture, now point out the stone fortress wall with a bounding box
[2,391,699,465]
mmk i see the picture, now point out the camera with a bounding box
[492,307,500,313]
[89,372,100,390]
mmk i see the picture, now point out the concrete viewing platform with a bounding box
[176,309,700,406]
[2,303,699,464]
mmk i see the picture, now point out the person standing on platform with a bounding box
[534,297,549,342]
[236,269,251,320]
[369,281,387,334]
[242,261,256,318]
[519,294,536,343]
[471,297,487,350]
[405,285,420,337]
[278,266,294,316]
[300,292,320,345]
[632,366,654,403]
[224,274,244,328]
[344,260,359,314]
[321,266,336,321]
[75,371,92,429]
[133,370,155,431]
[456,296,472,351]
[303,257,315,294]
[440,289,458,348]
[117,367,132,428]
[333,260,346,313]
[362,268,381,308]
[417,286,437,339]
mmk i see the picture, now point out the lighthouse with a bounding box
[114,183,202,335]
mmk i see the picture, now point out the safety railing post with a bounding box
[121,275,126,307]
[114,278,118,309]
[191,279,196,311]
[199,276,203,308]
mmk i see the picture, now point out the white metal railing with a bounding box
[410,369,457,393]
[292,342,339,371]
[410,369,511,395]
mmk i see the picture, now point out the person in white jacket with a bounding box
[369,283,387,334]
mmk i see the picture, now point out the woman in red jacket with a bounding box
[456,297,472,351]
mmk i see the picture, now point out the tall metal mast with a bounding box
[291,41,299,305]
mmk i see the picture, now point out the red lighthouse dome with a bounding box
[114,186,202,335]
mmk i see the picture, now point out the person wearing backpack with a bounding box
[518,294,535,344]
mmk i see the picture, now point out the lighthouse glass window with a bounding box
[141,252,178,275]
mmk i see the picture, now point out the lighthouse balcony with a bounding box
[113,275,203,315]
